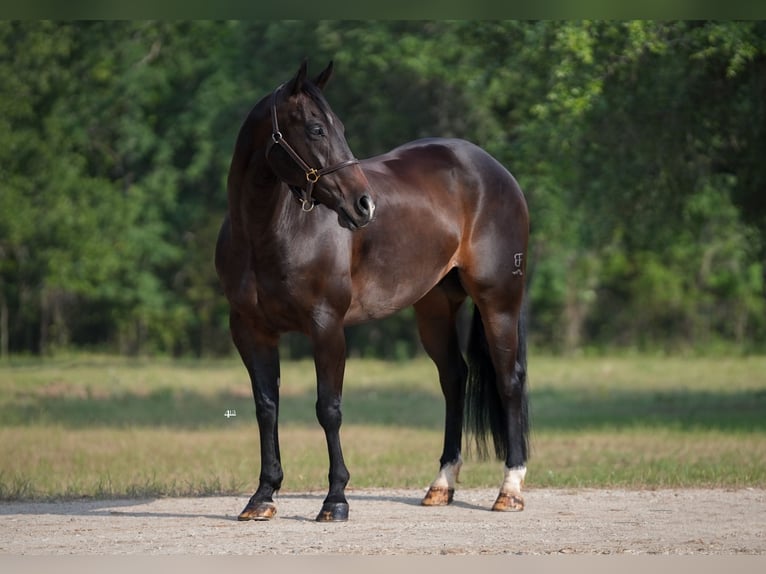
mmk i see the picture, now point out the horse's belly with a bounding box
[344,262,454,324]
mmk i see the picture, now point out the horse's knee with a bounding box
[315,397,342,430]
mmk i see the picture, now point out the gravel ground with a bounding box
[1,488,765,555]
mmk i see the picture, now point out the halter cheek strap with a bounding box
[265,87,359,211]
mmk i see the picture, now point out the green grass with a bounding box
[0,354,765,500]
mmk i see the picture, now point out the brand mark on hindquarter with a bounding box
[512,252,524,276]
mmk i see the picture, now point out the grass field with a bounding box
[1,354,765,500]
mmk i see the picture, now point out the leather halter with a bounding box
[265,86,359,212]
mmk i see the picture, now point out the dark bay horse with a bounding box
[215,61,529,522]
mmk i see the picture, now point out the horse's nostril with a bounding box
[357,195,373,216]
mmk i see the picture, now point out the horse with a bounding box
[215,61,529,522]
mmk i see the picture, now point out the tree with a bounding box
[1,21,764,357]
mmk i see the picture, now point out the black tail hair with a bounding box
[464,300,529,461]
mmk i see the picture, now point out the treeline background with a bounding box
[1,21,764,358]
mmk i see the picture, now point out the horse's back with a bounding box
[365,137,525,209]
[362,137,527,242]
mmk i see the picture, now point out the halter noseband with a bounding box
[265,86,359,212]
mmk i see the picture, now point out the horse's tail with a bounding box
[464,299,529,461]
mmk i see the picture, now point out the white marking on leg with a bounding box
[430,456,462,489]
[501,465,526,495]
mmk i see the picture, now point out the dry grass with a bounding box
[1,354,765,499]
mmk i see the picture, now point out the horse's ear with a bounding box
[288,59,309,96]
[313,61,334,91]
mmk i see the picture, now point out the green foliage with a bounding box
[1,21,765,357]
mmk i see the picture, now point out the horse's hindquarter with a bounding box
[344,138,527,324]
[447,139,529,292]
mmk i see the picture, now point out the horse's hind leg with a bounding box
[229,311,283,521]
[479,301,529,511]
[414,282,468,506]
[464,279,529,512]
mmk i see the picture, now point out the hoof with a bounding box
[316,501,349,522]
[421,486,454,506]
[238,501,277,521]
[492,491,525,512]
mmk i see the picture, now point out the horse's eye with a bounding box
[308,124,325,137]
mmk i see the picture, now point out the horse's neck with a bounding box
[227,104,287,233]
[226,120,332,267]
[227,133,288,236]
[238,181,295,241]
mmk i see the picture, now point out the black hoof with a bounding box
[316,501,349,522]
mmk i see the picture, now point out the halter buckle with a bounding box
[306,168,320,183]
[301,199,316,212]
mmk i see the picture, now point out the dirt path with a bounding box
[1,488,764,555]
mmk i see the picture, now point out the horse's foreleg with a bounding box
[230,312,283,521]
[312,320,351,522]
[414,289,467,507]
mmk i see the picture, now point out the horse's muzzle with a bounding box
[336,192,374,230]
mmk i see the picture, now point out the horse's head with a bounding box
[266,61,374,230]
